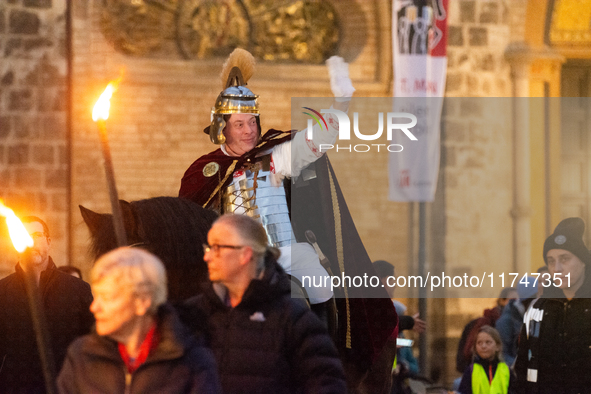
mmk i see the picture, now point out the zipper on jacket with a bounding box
[560,301,569,369]
[563,301,568,335]
[125,370,131,394]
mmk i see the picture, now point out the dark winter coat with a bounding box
[0,258,94,393]
[496,298,533,366]
[179,258,347,394]
[57,303,221,394]
[514,273,591,394]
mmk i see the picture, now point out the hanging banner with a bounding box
[389,0,448,202]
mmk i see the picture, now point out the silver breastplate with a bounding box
[222,168,293,247]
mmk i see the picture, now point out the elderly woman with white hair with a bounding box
[57,247,221,393]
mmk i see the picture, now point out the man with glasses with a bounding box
[180,214,347,394]
[0,216,94,393]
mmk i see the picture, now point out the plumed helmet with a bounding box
[208,49,260,145]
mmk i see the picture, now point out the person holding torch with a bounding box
[0,215,94,393]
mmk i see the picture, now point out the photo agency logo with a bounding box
[302,108,418,153]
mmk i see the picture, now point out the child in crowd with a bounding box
[458,325,515,394]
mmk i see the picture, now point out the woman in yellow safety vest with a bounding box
[457,325,515,394]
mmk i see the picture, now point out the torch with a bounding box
[0,200,57,394]
[92,81,128,247]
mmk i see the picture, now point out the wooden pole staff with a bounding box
[21,256,57,394]
[97,119,127,247]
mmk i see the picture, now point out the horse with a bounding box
[80,196,218,302]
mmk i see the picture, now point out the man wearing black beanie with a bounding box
[515,217,591,394]
[543,217,589,297]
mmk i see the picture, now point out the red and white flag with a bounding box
[389,0,448,202]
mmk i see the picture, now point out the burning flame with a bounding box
[92,83,116,122]
[0,200,34,253]
[92,73,123,122]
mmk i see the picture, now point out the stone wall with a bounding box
[0,0,69,277]
[436,0,518,385]
[446,0,513,97]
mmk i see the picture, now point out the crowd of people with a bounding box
[1,213,349,393]
[378,216,591,394]
[2,47,591,393]
[449,216,591,394]
[1,51,396,393]
[5,213,591,393]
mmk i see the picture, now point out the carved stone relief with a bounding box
[100,0,340,63]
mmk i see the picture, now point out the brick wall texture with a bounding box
[0,0,69,277]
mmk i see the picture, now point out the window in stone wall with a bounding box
[100,0,340,63]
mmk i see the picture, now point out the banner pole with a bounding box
[418,201,427,374]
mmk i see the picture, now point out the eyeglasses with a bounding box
[203,243,245,254]
[30,232,47,239]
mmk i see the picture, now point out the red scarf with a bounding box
[118,324,159,374]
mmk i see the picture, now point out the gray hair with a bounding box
[214,214,280,271]
[91,247,167,314]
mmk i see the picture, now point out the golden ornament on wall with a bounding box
[549,0,591,45]
[99,0,340,63]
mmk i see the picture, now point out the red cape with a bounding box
[179,129,293,210]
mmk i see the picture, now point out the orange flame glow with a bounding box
[0,200,34,253]
[92,73,123,122]
[92,83,116,122]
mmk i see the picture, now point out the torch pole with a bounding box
[97,119,128,246]
[22,258,57,394]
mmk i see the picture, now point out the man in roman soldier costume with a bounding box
[179,49,398,392]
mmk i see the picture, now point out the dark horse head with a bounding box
[80,196,218,302]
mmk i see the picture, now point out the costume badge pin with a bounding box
[249,312,266,322]
[555,235,567,245]
[203,162,220,177]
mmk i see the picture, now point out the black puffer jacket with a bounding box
[57,303,221,394]
[514,273,591,394]
[180,258,347,394]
